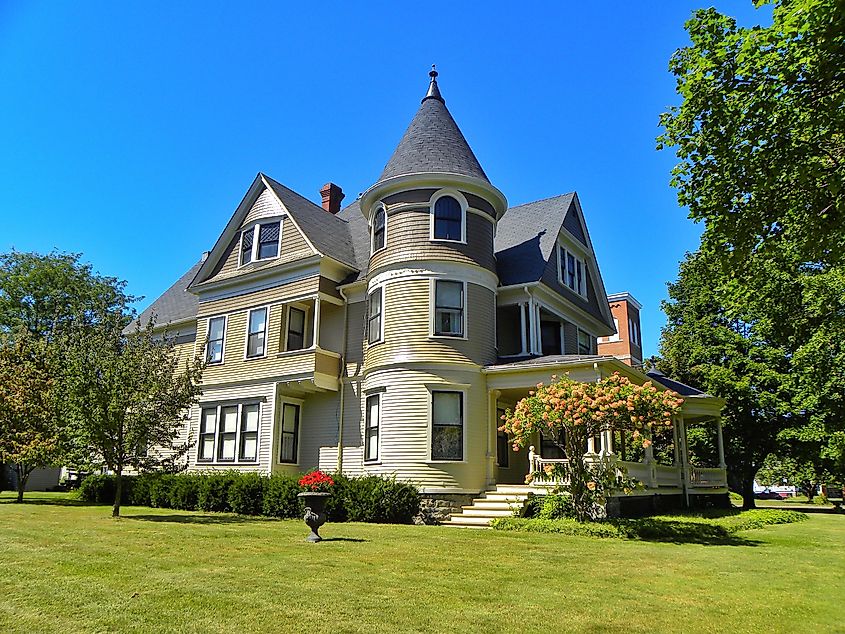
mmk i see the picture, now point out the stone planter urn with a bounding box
[297,492,330,542]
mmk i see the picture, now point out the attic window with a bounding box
[558,243,586,299]
[371,207,386,253]
[432,195,464,242]
[240,220,281,266]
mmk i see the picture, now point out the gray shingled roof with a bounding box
[646,368,711,397]
[336,199,370,281]
[263,175,358,269]
[136,259,202,327]
[486,354,612,369]
[494,193,575,285]
[378,97,489,184]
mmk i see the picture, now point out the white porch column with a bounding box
[672,419,680,466]
[519,303,528,355]
[313,296,321,348]
[716,417,727,469]
[600,429,613,457]
[587,436,597,454]
[677,415,691,507]
[486,390,501,487]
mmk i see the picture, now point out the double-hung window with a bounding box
[367,287,383,344]
[578,329,593,355]
[558,244,586,298]
[431,390,464,461]
[365,393,380,462]
[286,307,306,351]
[434,280,464,337]
[240,220,281,265]
[432,195,463,241]
[239,404,259,462]
[197,403,261,464]
[206,316,226,364]
[371,207,386,253]
[279,403,300,463]
[246,308,268,358]
[198,408,217,461]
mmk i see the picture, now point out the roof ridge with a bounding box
[509,192,576,210]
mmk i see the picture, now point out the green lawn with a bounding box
[1,493,843,633]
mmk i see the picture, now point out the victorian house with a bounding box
[140,70,728,524]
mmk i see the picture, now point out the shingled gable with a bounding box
[495,192,615,330]
[189,173,359,290]
[376,68,489,185]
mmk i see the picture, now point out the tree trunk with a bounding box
[740,475,756,510]
[15,464,31,503]
[112,470,122,518]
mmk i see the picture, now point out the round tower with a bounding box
[356,68,507,498]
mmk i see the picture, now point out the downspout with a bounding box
[336,287,350,474]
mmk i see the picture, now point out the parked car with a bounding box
[755,489,783,500]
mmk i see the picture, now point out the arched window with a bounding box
[371,207,386,253]
[433,196,463,241]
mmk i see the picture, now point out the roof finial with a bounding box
[423,64,444,104]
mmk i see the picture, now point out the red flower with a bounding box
[298,470,335,492]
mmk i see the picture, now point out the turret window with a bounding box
[432,195,463,241]
[433,280,464,337]
[371,207,386,253]
[367,287,383,344]
[431,390,464,461]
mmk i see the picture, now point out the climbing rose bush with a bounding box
[298,470,335,493]
[501,372,684,522]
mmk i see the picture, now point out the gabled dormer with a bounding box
[494,192,615,358]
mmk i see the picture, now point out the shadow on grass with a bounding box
[0,496,105,508]
[611,519,763,546]
[319,537,368,543]
[125,513,269,525]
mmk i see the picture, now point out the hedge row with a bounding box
[78,471,420,524]
[490,508,808,540]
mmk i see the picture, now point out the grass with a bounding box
[2,492,844,633]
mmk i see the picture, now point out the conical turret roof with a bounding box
[377,67,489,184]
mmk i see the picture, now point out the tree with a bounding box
[757,453,822,500]
[62,317,203,517]
[0,250,135,339]
[657,0,845,272]
[500,373,684,522]
[0,331,64,502]
[657,251,793,508]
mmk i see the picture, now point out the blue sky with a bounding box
[0,1,770,358]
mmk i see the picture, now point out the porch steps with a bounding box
[442,484,543,528]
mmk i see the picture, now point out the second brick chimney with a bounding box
[320,183,345,215]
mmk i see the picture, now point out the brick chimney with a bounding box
[597,292,643,367]
[320,183,345,214]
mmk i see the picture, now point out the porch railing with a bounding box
[689,466,727,488]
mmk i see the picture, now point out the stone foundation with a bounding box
[415,493,477,525]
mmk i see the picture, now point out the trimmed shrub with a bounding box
[228,472,266,515]
[262,474,302,518]
[149,474,178,508]
[128,473,161,507]
[341,475,420,524]
[78,474,117,503]
[197,472,239,512]
[537,494,576,520]
[169,474,201,510]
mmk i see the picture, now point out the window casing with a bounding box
[239,220,281,266]
[431,390,464,461]
[432,195,464,242]
[279,403,300,463]
[629,317,640,346]
[246,307,268,358]
[558,244,586,298]
[197,402,261,464]
[433,280,464,337]
[286,307,306,351]
[206,316,226,364]
[367,287,383,344]
[365,393,380,462]
[371,207,386,253]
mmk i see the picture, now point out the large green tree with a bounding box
[658,251,792,508]
[658,0,845,271]
[62,317,203,517]
[0,331,64,502]
[0,250,135,338]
